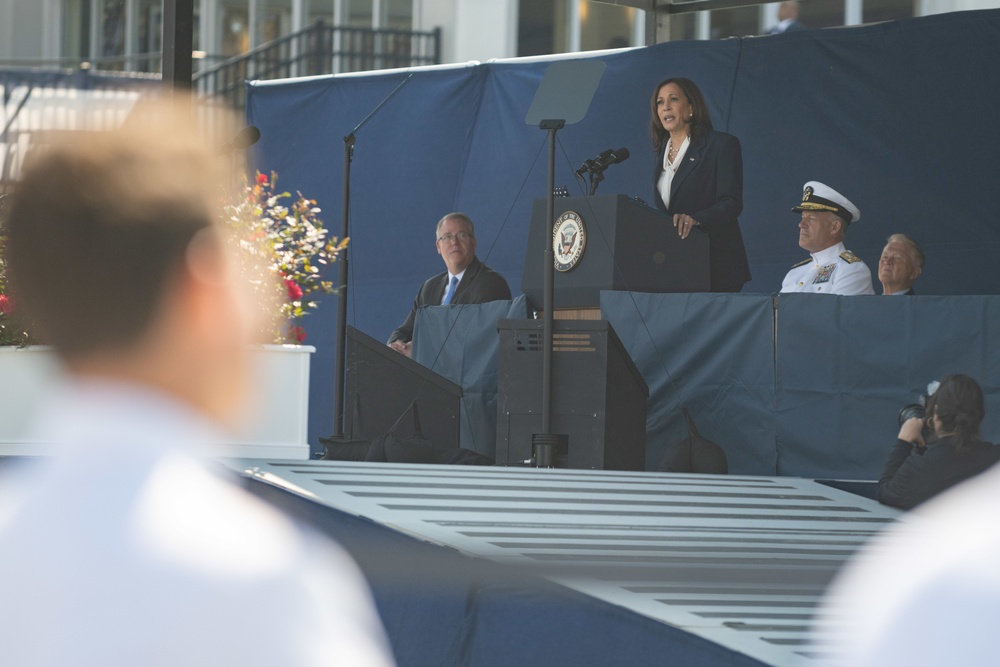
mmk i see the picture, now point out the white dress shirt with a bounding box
[0,378,395,667]
[780,241,875,295]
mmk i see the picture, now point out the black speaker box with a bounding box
[495,319,648,470]
[343,326,462,449]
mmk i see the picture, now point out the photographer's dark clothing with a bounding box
[877,436,1000,510]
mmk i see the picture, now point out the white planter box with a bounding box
[0,346,64,456]
[0,344,314,460]
[213,344,315,460]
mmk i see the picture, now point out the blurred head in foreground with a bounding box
[1,98,397,667]
[5,97,260,425]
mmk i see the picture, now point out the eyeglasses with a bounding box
[437,232,473,243]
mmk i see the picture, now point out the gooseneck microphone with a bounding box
[600,147,630,167]
[575,146,630,195]
[574,158,598,177]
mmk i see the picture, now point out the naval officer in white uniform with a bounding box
[780,181,874,295]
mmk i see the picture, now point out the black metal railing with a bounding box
[194,21,441,110]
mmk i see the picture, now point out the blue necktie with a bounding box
[442,275,459,305]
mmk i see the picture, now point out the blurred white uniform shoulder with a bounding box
[814,462,1000,667]
[0,378,395,667]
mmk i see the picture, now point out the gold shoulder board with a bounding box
[840,250,861,264]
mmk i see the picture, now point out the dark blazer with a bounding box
[877,436,1000,510]
[769,19,807,34]
[653,130,751,292]
[387,256,511,344]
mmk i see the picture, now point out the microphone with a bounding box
[595,148,615,163]
[574,158,598,177]
[576,147,630,176]
[594,147,630,168]
[575,148,613,176]
[219,125,261,153]
[608,146,629,164]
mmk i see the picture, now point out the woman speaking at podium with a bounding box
[650,77,751,292]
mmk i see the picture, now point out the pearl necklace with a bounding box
[666,135,689,171]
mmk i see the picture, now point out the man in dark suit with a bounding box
[768,1,807,34]
[387,212,511,357]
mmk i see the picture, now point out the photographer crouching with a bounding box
[878,374,1000,510]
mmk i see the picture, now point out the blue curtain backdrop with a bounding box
[246,10,1000,455]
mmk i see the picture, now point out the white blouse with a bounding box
[656,135,690,210]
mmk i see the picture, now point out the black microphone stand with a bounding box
[523,59,605,468]
[587,164,608,196]
[531,118,565,468]
[324,73,415,449]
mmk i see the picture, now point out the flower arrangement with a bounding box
[0,201,35,347]
[225,172,347,344]
[0,173,344,347]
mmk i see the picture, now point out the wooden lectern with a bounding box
[520,194,710,319]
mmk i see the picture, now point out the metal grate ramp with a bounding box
[227,460,899,666]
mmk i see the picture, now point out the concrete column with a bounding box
[90,0,102,61]
[199,0,219,62]
[0,0,10,60]
[844,0,862,25]
[568,0,582,52]
[695,9,710,39]
[290,0,306,76]
[645,5,671,45]
[333,0,345,72]
[249,0,259,50]
[507,0,519,55]
[125,0,137,69]
[41,0,62,60]
[416,0,517,64]
[631,7,645,46]
[292,0,307,30]
[760,2,779,33]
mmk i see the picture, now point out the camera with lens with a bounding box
[898,401,926,425]
[898,383,938,442]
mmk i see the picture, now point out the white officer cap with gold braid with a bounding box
[792,181,861,224]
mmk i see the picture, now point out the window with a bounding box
[519,0,556,56]
[519,0,638,57]
[580,1,636,51]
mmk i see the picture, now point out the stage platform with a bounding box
[226,459,899,667]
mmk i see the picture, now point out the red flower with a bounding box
[284,279,303,301]
[0,294,12,317]
[288,325,306,343]
[256,172,268,185]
